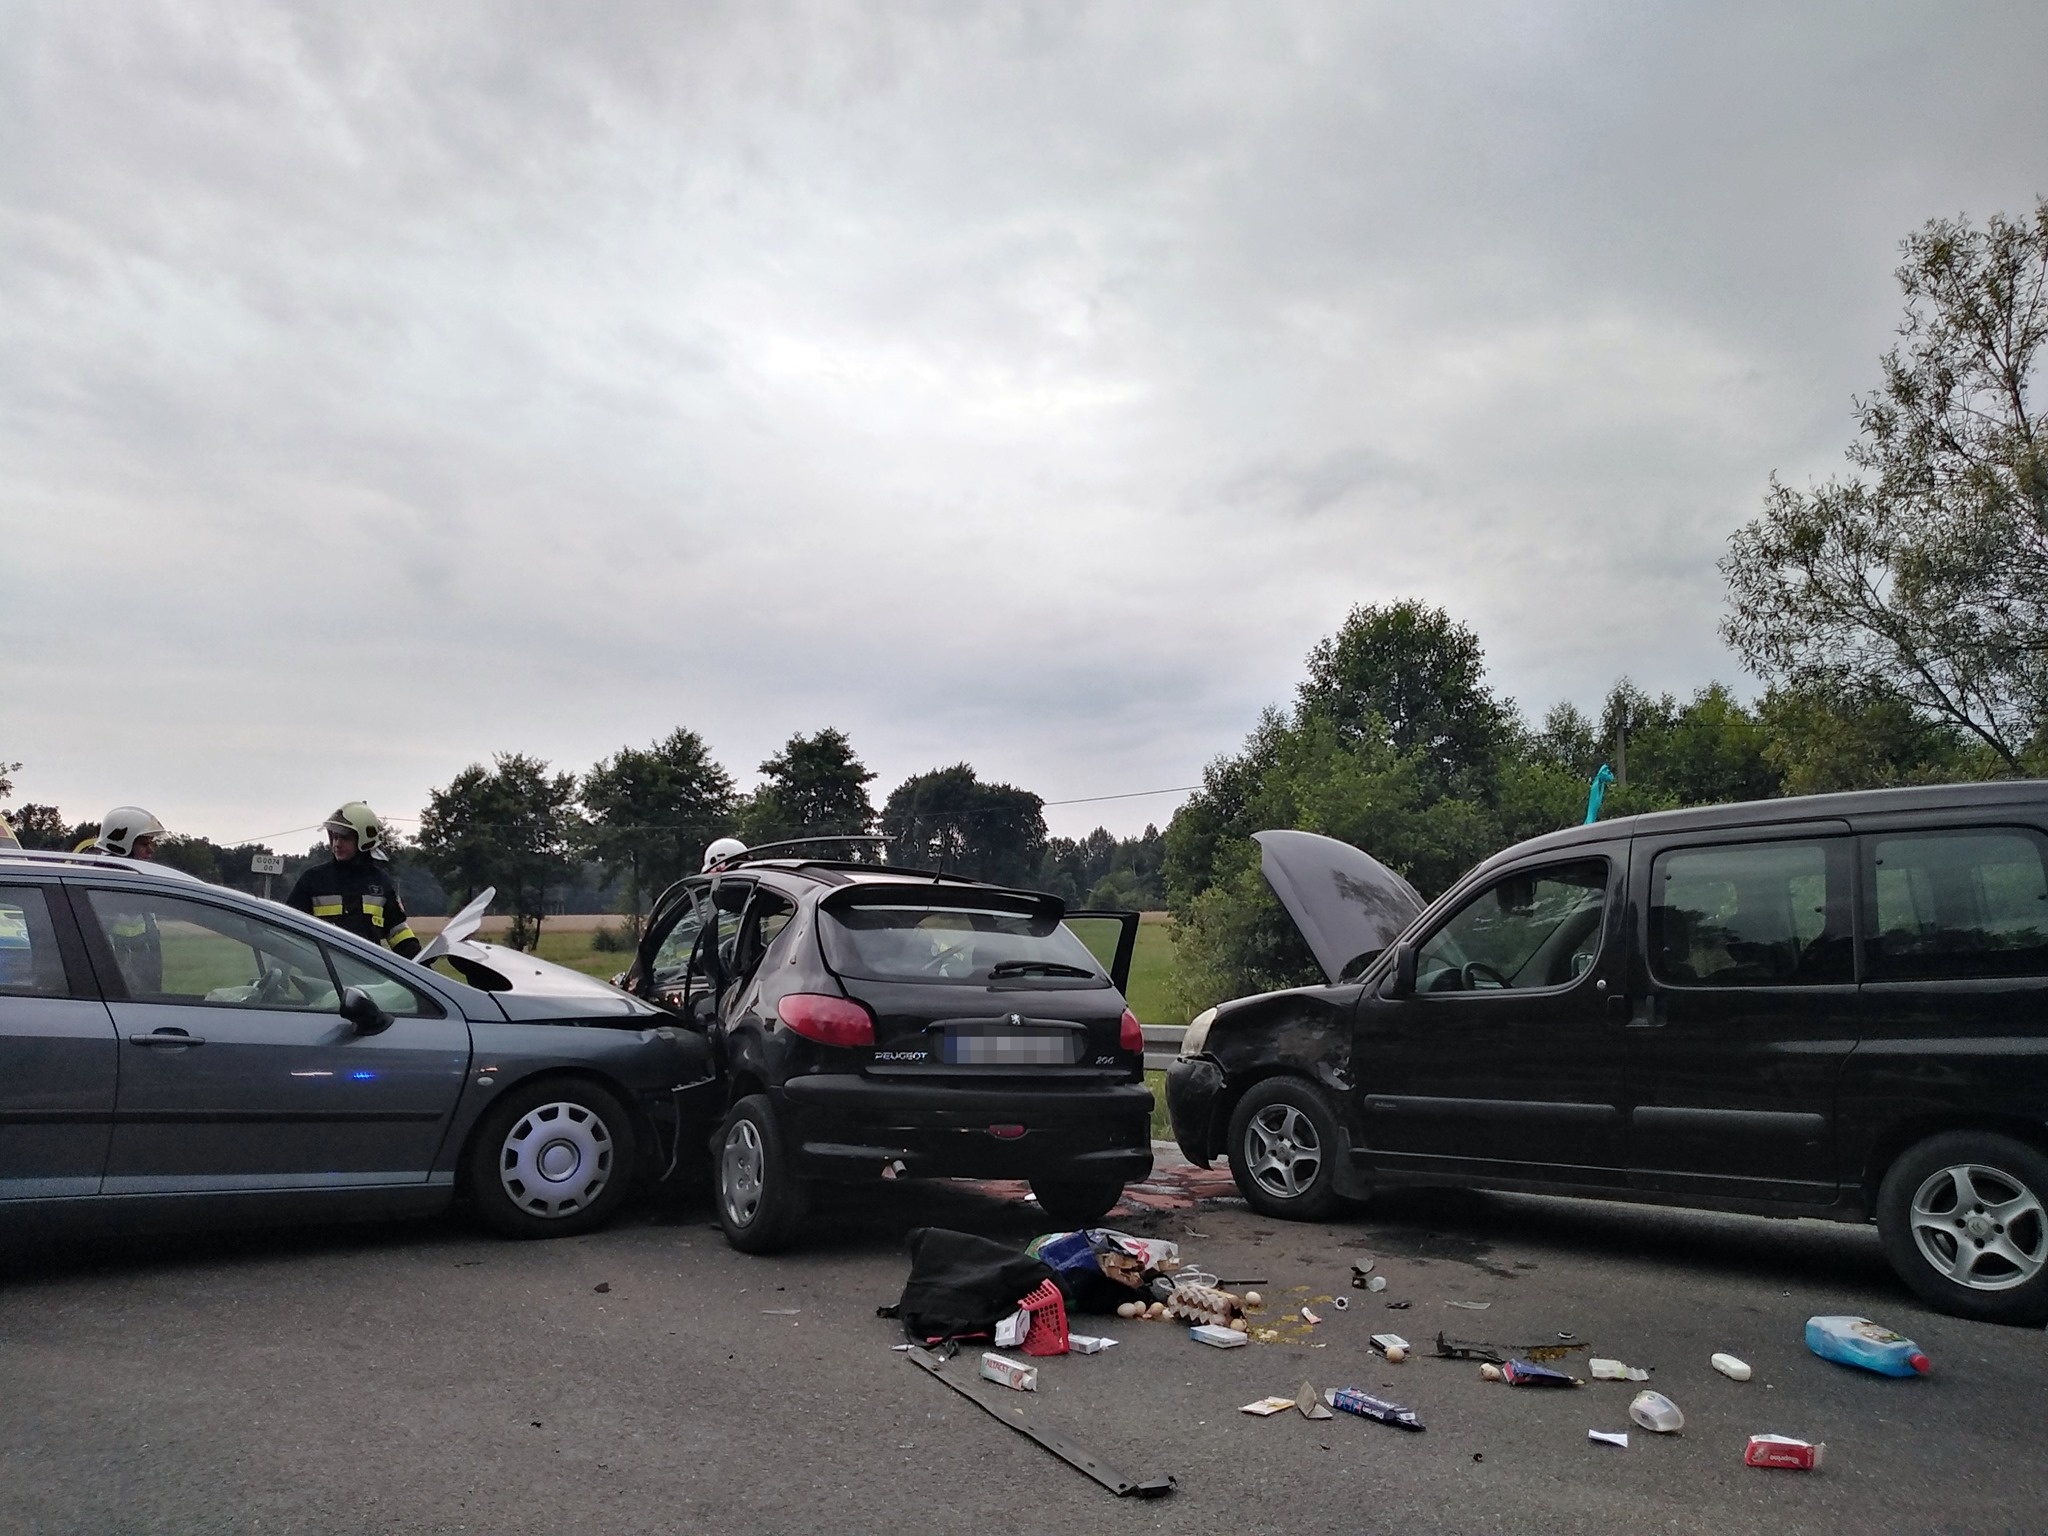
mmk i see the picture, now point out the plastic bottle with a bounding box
[1628,1390,1685,1433]
[1804,1316,1931,1377]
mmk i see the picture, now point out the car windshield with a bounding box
[821,900,1108,985]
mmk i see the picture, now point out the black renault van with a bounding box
[1166,782,2048,1324]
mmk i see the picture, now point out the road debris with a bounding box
[1712,1353,1752,1381]
[1629,1391,1685,1433]
[1300,1307,1322,1325]
[1241,1397,1296,1417]
[1445,1300,1491,1310]
[1191,1323,1247,1348]
[1331,1297,1349,1311]
[1588,1430,1629,1449]
[1745,1434,1826,1471]
[1326,1388,1425,1431]
[1365,1276,1389,1293]
[905,1347,1174,1499]
[1806,1316,1931,1376]
[980,1353,1038,1391]
[1501,1360,1582,1388]
[1589,1358,1651,1382]
[1295,1381,1334,1420]
[1068,1335,1118,1354]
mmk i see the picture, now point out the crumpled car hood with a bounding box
[1252,829,1425,985]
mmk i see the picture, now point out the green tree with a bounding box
[5,804,73,849]
[1723,201,2048,771]
[418,753,581,949]
[1297,600,1519,796]
[880,764,1047,887]
[1756,682,1977,795]
[738,728,876,850]
[582,728,736,925]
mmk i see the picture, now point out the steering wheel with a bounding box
[254,958,294,1004]
[1460,960,1512,991]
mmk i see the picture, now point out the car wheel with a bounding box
[1877,1130,2048,1325]
[1029,1179,1126,1229]
[716,1093,810,1254]
[469,1079,637,1239]
[1227,1076,1345,1221]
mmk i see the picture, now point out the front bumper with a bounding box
[779,1074,1155,1184]
[1165,1056,1226,1166]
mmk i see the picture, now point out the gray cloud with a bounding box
[3,1,2044,843]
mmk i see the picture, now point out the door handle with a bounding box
[1624,996,1663,1030]
[130,1029,206,1047]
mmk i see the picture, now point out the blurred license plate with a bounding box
[944,1029,1075,1065]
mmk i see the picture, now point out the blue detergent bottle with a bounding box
[1806,1315,1931,1376]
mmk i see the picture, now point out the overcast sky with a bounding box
[4,2,2045,849]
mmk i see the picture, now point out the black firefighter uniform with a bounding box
[286,858,422,958]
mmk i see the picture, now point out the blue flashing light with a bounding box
[350,1070,378,1081]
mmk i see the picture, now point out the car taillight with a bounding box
[1119,1008,1143,1053]
[778,993,875,1047]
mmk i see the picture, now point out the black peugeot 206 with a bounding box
[1169,782,2048,1326]
[621,852,1152,1252]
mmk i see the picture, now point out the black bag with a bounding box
[878,1227,1057,1344]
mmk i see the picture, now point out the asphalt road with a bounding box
[3,1159,2044,1535]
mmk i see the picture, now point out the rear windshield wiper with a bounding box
[988,960,1098,980]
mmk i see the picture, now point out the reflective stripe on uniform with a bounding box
[312,901,345,917]
[386,925,417,949]
[362,898,386,927]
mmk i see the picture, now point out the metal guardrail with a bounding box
[1141,1023,1186,1073]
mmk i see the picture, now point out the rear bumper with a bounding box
[778,1074,1155,1184]
[1165,1056,1225,1166]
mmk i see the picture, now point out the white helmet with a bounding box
[94,806,166,858]
[702,837,749,872]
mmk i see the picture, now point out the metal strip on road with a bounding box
[904,1347,1175,1499]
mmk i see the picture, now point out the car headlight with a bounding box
[1180,1006,1218,1058]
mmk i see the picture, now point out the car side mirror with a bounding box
[340,985,394,1036]
[1383,941,1417,999]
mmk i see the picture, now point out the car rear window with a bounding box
[1867,827,2048,980]
[821,897,1108,985]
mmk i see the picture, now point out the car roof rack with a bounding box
[0,847,207,883]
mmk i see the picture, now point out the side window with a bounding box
[327,945,441,1017]
[733,891,797,986]
[651,891,711,983]
[1651,840,1851,987]
[0,886,69,997]
[87,890,338,1011]
[1866,828,2048,981]
[1415,860,1608,993]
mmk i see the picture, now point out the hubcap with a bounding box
[722,1117,766,1228]
[499,1101,613,1219]
[1244,1102,1322,1200]
[1908,1161,2047,1292]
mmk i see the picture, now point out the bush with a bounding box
[591,922,637,953]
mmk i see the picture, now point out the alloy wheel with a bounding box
[1244,1101,1322,1200]
[1908,1161,2048,1292]
[498,1101,614,1220]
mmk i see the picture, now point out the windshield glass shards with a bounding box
[822,899,1108,986]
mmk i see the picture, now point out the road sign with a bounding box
[250,853,286,876]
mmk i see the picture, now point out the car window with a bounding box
[327,945,441,1017]
[87,889,338,1010]
[1867,827,2048,981]
[0,885,69,997]
[1414,860,1607,993]
[1651,840,1851,987]
[822,900,1107,985]
[650,890,711,985]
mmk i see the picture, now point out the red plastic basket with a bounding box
[1018,1278,1070,1357]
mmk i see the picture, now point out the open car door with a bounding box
[1062,909,1140,995]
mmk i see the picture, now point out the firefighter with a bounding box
[83,806,169,992]
[286,802,421,958]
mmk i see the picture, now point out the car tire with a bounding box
[1030,1179,1126,1230]
[1227,1076,1346,1221]
[469,1078,637,1239]
[715,1093,810,1254]
[1877,1130,2048,1325]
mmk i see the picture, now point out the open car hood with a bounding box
[414,888,645,1010]
[1253,829,1425,985]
